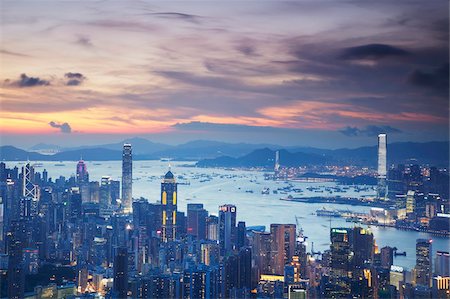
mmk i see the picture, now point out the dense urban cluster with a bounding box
[0,140,449,299]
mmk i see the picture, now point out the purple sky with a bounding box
[0,1,448,149]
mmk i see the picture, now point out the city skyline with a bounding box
[1,1,449,148]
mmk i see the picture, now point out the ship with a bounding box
[261,187,270,195]
[316,208,341,217]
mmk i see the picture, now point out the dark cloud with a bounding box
[148,12,202,24]
[5,73,50,87]
[339,44,410,60]
[0,49,31,57]
[49,121,72,133]
[408,63,449,93]
[340,125,402,137]
[76,36,93,47]
[65,72,86,86]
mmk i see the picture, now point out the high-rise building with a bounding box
[327,228,353,297]
[113,246,128,298]
[377,134,388,200]
[415,239,432,287]
[219,204,237,255]
[22,163,39,201]
[161,170,177,243]
[187,203,208,240]
[76,159,89,184]
[100,176,111,207]
[121,143,132,211]
[206,215,219,241]
[435,251,450,276]
[270,224,296,275]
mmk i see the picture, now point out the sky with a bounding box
[0,1,449,149]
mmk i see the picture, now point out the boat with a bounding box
[261,187,270,195]
[316,208,341,217]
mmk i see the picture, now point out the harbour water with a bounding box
[6,160,449,270]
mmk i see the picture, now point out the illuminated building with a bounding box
[377,134,388,200]
[76,159,89,184]
[121,143,132,211]
[389,265,404,290]
[270,224,296,275]
[415,239,432,287]
[406,190,416,214]
[219,204,237,255]
[161,169,177,243]
[435,251,449,276]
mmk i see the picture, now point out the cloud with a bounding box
[340,125,402,137]
[49,121,72,133]
[339,44,410,60]
[65,72,86,86]
[148,12,202,24]
[5,73,50,87]
[76,36,93,47]
[0,49,31,57]
[407,63,449,93]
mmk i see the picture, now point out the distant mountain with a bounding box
[196,148,329,167]
[150,140,279,159]
[29,143,62,151]
[0,146,121,161]
[196,141,449,168]
[0,146,47,161]
[1,141,448,166]
[65,137,171,155]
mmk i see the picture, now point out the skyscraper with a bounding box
[187,203,208,240]
[415,239,432,287]
[76,159,89,184]
[219,204,237,255]
[435,251,450,276]
[377,134,388,200]
[270,224,296,275]
[121,143,132,211]
[161,169,177,243]
[113,246,128,298]
[22,163,39,201]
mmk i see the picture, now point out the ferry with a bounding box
[316,208,341,217]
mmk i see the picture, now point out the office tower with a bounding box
[110,180,120,204]
[435,251,450,276]
[380,246,394,269]
[22,163,39,200]
[187,203,208,240]
[327,228,353,297]
[121,143,132,211]
[270,224,296,275]
[377,134,388,200]
[76,159,89,184]
[252,231,272,278]
[238,247,252,290]
[236,221,246,249]
[161,170,177,243]
[219,204,237,255]
[206,216,218,241]
[352,227,374,268]
[201,242,220,266]
[100,176,111,207]
[415,239,432,287]
[42,169,48,184]
[274,150,280,175]
[406,190,415,213]
[113,246,128,298]
[389,266,405,291]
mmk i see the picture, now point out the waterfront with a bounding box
[5,160,449,270]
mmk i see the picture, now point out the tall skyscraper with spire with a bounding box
[377,134,388,200]
[161,168,177,242]
[121,143,132,211]
[76,159,89,184]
